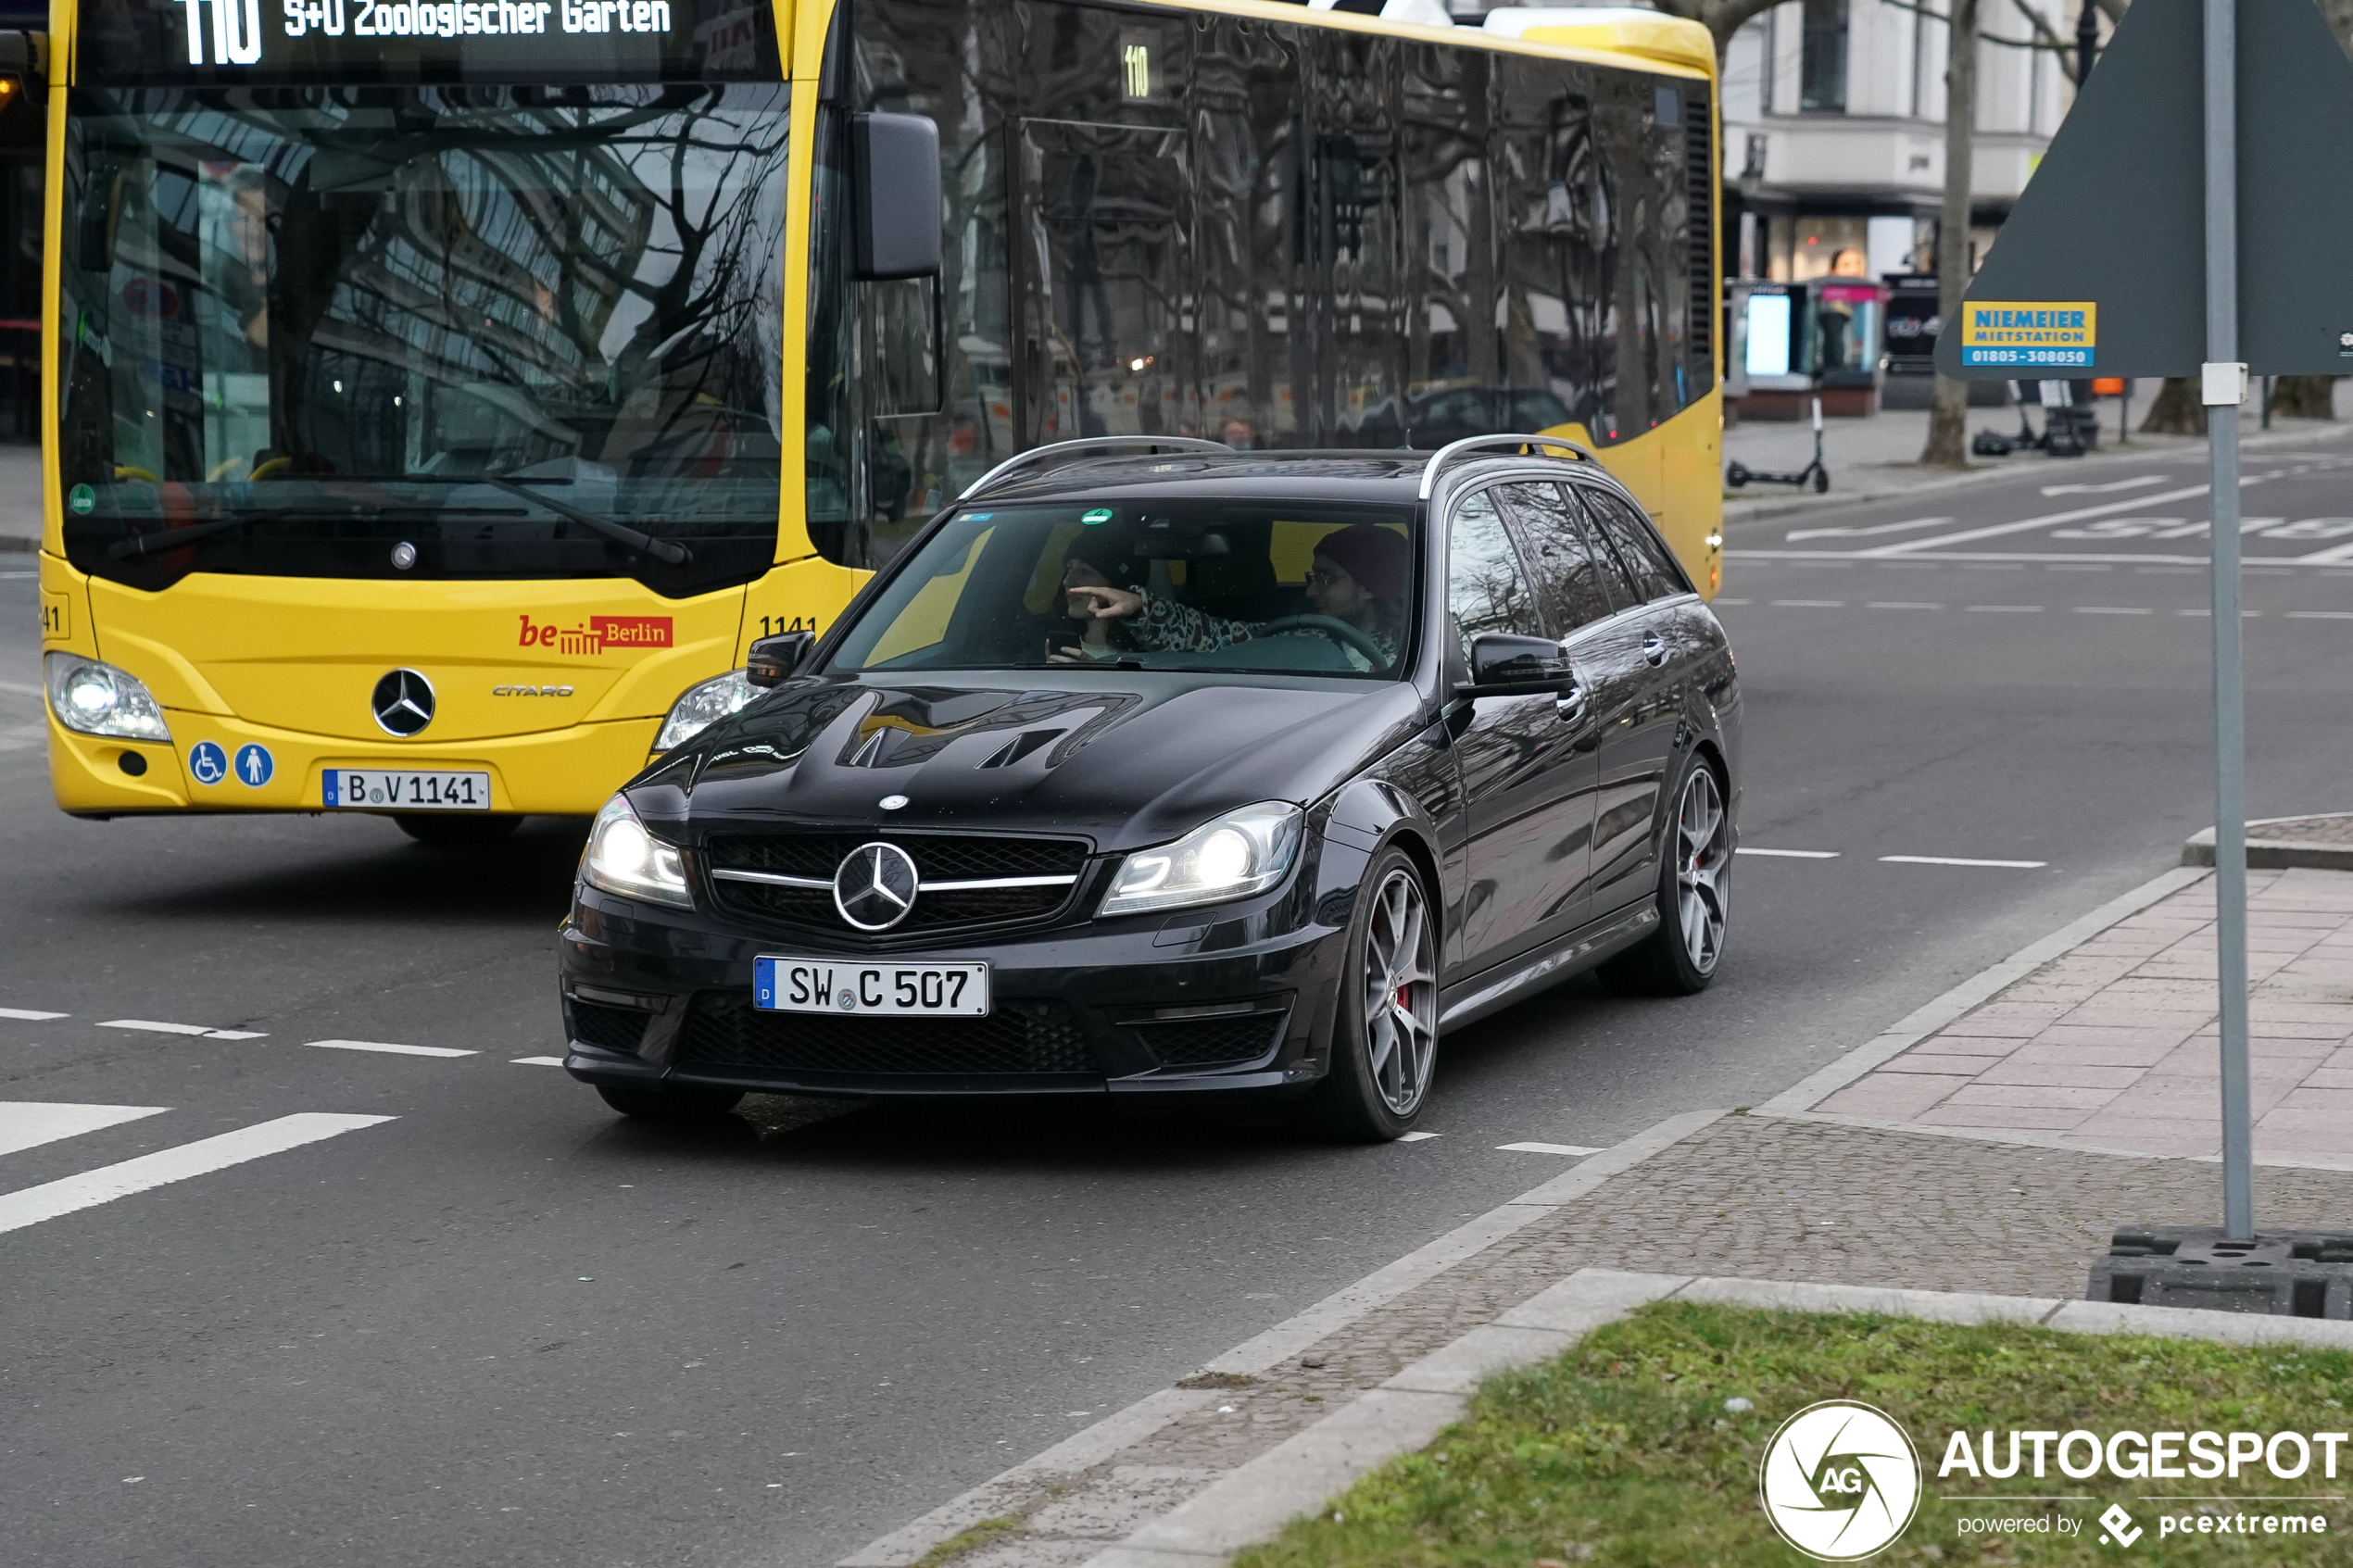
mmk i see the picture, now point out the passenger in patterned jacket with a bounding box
[1056,523,1410,672]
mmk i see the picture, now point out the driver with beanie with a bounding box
[1061,522,1411,671]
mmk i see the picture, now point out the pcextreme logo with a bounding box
[1760,1400,1923,1561]
[517,614,673,655]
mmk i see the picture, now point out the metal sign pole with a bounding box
[2203,0,2255,1241]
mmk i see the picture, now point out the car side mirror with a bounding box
[1460,633,1574,696]
[745,631,814,688]
[853,112,941,280]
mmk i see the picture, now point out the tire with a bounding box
[1597,754,1731,997]
[1296,847,1440,1142]
[396,813,523,848]
[596,1082,745,1121]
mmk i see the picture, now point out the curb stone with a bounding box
[1081,1268,2353,1568]
[2184,813,2353,872]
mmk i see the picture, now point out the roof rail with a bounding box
[957,436,1234,501]
[1416,433,1600,500]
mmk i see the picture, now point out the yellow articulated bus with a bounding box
[35,0,1719,835]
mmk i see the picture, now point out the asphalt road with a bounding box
[5,431,2351,1568]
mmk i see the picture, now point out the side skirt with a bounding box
[1434,897,1661,1035]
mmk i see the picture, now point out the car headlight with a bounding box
[655,671,757,751]
[1101,802,1303,917]
[44,652,171,741]
[580,794,693,908]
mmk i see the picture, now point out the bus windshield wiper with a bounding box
[475,476,690,566]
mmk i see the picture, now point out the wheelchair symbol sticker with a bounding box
[189,741,228,786]
[233,744,274,787]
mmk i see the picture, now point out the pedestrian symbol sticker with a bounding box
[189,741,228,786]
[1958,300,2097,368]
[233,744,274,787]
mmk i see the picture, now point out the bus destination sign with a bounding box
[80,0,779,82]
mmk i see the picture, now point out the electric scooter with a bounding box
[1725,395,1830,493]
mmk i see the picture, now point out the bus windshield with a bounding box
[57,82,788,596]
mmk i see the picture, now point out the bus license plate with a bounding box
[324,769,493,810]
[754,957,990,1018]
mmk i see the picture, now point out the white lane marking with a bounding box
[1965,604,2044,612]
[2287,610,2353,620]
[98,1020,268,1040]
[0,1008,68,1022]
[511,1056,567,1067]
[1738,847,1840,859]
[2293,536,2353,564]
[2075,606,2154,615]
[1736,548,2308,566]
[0,1102,168,1159]
[1880,855,2049,869]
[1712,596,1753,605]
[1863,483,2221,556]
[1396,1131,1441,1143]
[2041,476,2169,496]
[2175,608,2264,617]
[1769,599,1846,608]
[1865,601,1942,609]
[309,1039,476,1059]
[1784,515,1954,543]
[0,1113,394,1236]
[1496,1141,1603,1157]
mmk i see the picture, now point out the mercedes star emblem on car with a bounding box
[834,842,920,931]
[371,669,436,737]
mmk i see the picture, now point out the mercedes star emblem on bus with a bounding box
[371,670,436,737]
[834,843,919,931]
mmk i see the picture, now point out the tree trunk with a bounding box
[1921,0,1980,468]
[2139,376,2206,434]
[2271,375,2337,420]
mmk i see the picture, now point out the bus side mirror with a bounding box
[852,112,940,281]
[745,631,814,688]
[0,31,46,111]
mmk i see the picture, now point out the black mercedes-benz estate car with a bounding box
[558,435,1740,1140]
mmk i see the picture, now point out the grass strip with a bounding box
[1235,1301,2350,1565]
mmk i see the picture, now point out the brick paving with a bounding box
[1817,866,2353,1160]
[925,1114,2353,1567]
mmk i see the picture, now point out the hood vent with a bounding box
[979,729,1066,770]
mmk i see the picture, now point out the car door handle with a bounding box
[1555,681,1588,723]
[1642,633,1669,667]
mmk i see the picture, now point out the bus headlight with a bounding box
[655,671,756,751]
[580,794,693,908]
[44,652,171,742]
[1101,802,1303,916]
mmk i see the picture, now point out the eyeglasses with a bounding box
[1306,565,1353,588]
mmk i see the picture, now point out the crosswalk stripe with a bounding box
[0,1113,394,1236]
[0,1008,68,1022]
[0,1102,168,1159]
[98,1020,268,1040]
[309,1039,475,1059]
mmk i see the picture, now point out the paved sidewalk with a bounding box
[1814,865,2353,1162]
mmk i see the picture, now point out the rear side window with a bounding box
[1577,488,1690,602]
[1493,482,1618,634]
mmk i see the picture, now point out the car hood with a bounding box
[637,672,1428,852]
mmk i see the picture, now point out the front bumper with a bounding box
[556,879,1353,1100]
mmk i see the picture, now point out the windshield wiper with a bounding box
[477,476,690,566]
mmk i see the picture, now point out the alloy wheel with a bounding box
[1675,766,1731,974]
[1360,867,1438,1116]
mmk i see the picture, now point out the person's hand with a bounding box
[1064,583,1142,623]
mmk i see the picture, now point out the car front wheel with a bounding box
[1299,847,1440,1142]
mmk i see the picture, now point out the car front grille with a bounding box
[567,997,652,1054]
[1129,1010,1288,1068]
[702,833,1092,935]
[676,991,1096,1077]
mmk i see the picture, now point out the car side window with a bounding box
[1577,487,1691,603]
[1493,482,1618,634]
[1446,489,1542,665]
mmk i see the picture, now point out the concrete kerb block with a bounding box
[1495,1267,1693,1332]
[1381,1324,1582,1396]
[2045,1298,2353,1350]
[1677,1276,2062,1326]
[1105,1388,1466,1562]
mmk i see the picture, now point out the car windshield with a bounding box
[827,499,1422,680]
[56,82,789,596]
